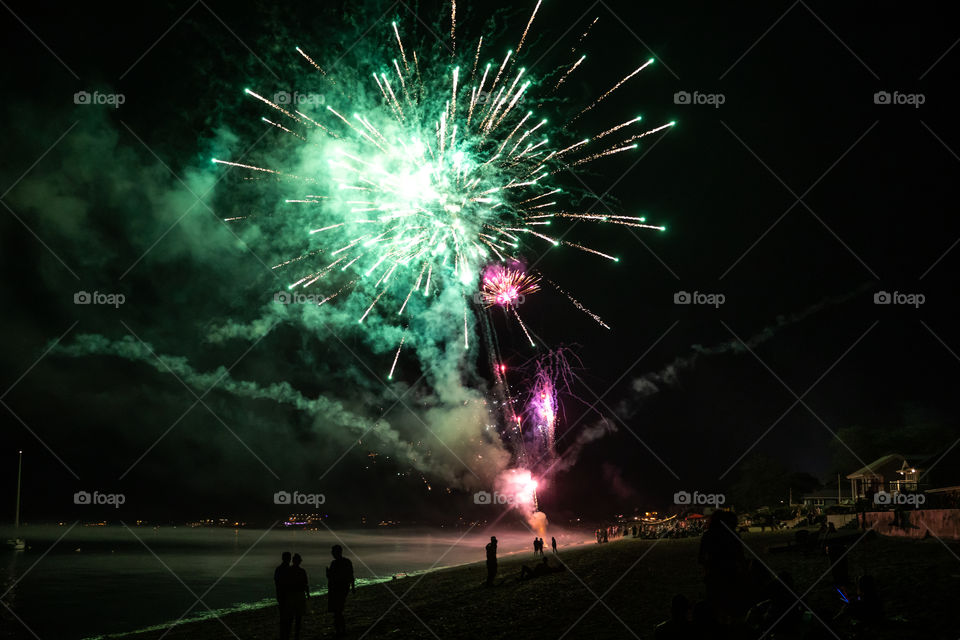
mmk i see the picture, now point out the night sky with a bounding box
[2,0,959,526]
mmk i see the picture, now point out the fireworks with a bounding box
[212,5,672,515]
[495,467,540,512]
[522,348,581,463]
[214,2,671,342]
[479,263,540,308]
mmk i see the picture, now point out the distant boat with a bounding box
[5,450,25,551]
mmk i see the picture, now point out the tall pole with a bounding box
[15,450,22,529]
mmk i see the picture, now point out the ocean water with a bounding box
[0,525,587,639]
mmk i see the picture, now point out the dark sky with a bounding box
[2,0,959,525]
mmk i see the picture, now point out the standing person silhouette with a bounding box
[485,536,498,586]
[326,545,355,637]
[284,553,309,640]
[274,552,292,639]
[551,536,557,554]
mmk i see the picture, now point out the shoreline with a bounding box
[88,538,595,639]
[97,529,957,640]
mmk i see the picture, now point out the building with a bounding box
[800,485,853,509]
[846,454,926,500]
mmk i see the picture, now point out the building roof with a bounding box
[846,454,906,480]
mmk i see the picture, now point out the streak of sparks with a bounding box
[388,333,405,379]
[569,58,655,124]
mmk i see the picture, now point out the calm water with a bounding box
[0,525,590,639]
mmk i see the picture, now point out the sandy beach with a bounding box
[100,528,957,639]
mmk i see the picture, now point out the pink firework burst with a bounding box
[480,264,541,308]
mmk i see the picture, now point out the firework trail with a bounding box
[521,348,583,463]
[209,3,674,522]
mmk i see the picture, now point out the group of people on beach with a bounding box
[484,534,564,587]
[654,510,885,638]
[274,545,355,639]
[597,519,706,543]
[531,535,556,556]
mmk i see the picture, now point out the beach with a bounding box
[98,528,957,639]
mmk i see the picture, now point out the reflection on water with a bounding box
[0,525,589,639]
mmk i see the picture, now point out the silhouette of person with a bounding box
[551,536,557,554]
[280,553,308,640]
[760,571,803,633]
[519,556,563,580]
[485,536,498,586]
[275,551,292,638]
[533,537,540,556]
[827,542,849,587]
[654,594,690,639]
[698,510,744,619]
[838,574,883,625]
[275,551,291,602]
[326,545,355,637]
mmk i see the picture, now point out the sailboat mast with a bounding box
[14,450,22,529]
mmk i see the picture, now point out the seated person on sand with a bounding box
[834,574,883,628]
[518,556,564,581]
[654,594,690,639]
